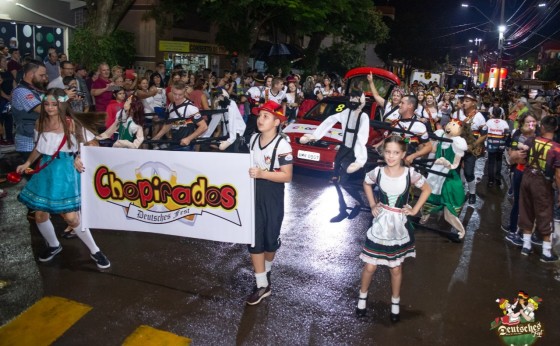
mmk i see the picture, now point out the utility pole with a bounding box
[496,0,505,91]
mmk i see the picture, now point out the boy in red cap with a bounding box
[246,100,293,305]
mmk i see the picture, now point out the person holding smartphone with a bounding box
[91,63,116,112]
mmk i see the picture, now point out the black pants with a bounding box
[462,152,477,182]
[487,151,504,183]
[1,112,13,141]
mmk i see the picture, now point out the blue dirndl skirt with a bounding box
[18,152,81,214]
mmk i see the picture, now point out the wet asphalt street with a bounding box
[1,152,560,345]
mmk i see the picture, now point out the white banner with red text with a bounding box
[81,146,254,245]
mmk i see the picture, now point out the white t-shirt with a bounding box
[462,111,486,131]
[267,89,286,104]
[250,134,293,172]
[365,166,426,207]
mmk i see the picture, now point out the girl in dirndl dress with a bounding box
[16,88,111,269]
[356,136,431,322]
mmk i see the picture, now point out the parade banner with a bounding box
[81,146,254,245]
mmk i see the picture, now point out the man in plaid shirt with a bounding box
[12,60,47,161]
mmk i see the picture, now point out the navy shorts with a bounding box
[249,179,285,254]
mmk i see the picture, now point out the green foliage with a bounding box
[69,28,136,71]
[535,61,560,83]
[317,44,364,76]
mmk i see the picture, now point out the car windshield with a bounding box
[347,75,394,99]
[303,100,372,123]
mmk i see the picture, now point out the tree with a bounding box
[150,0,388,73]
[283,0,388,72]
[85,0,136,35]
[535,61,560,83]
[69,0,136,71]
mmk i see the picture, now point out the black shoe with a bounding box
[246,285,271,305]
[330,211,349,223]
[348,205,361,220]
[531,233,543,246]
[90,251,111,269]
[390,301,400,323]
[468,193,476,205]
[501,224,510,233]
[61,229,77,239]
[540,253,559,263]
[38,244,62,262]
[505,232,523,247]
[521,247,532,256]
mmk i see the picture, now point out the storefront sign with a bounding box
[159,40,227,54]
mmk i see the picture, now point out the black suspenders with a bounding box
[251,134,283,171]
[342,110,364,150]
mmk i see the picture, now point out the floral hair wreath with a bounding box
[41,94,69,103]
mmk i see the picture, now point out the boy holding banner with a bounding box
[246,100,293,305]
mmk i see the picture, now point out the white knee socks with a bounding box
[523,234,532,250]
[467,181,476,195]
[255,272,268,288]
[37,219,60,248]
[543,241,552,257]
[74,223,100,255]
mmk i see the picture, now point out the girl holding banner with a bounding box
[16,88,111,269]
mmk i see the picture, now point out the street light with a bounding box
[461,3,495,24]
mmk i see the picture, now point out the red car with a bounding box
[284,67,401,171]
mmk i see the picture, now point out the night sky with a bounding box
[377,0,560,68]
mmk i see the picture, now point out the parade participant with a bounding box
[11,60,47,162]
[420,119,468,239]
[488,98,505,120]
[216,90,247,152]
[246,100,292,305]
[518,115,560,262]
[104,87,127,129]
[504,114,537,247]
[97,95,144,148]
[44,48,59,83]
[415,90,426,118]
[266,77,286,105]
[244,74,266,138]
[16,89,110,269]
[485,107,510,187]
[315,75,336,99]
[300,89,370,222]
[432,85,443,103]
[384,95,432,165]
[438,92,455,128]
[151,81,208,151]
[418,93,440,131]
[367,73,402,122]
[356,136,431,321]
[460,92,487,204]
[451,96,464,120]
